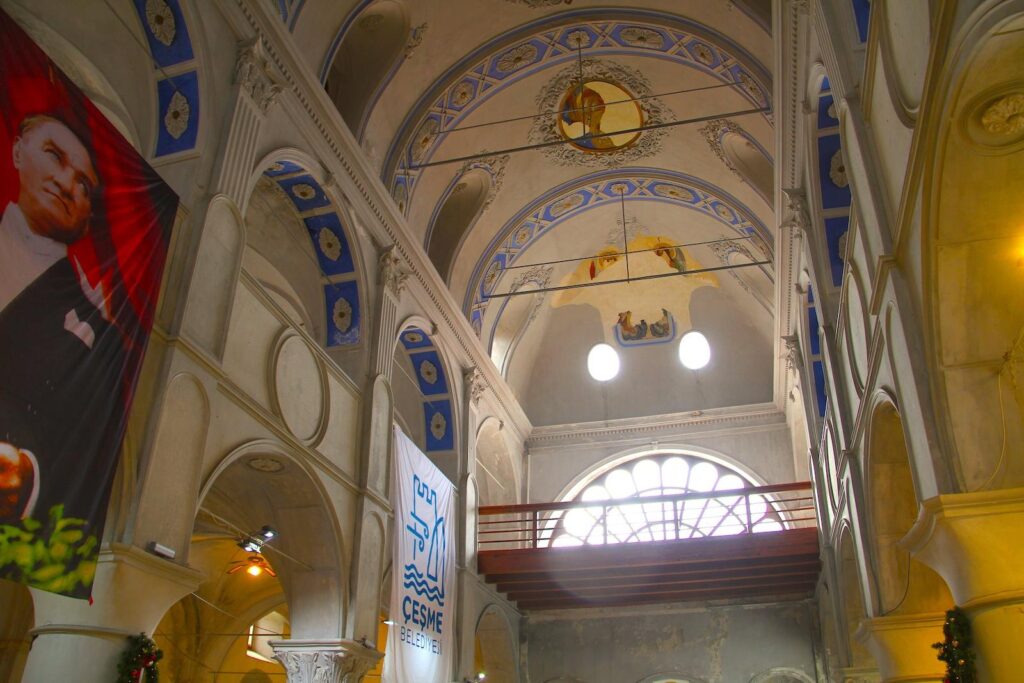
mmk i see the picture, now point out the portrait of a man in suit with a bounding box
[0,112,125,525]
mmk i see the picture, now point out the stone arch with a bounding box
[3,1,142,150]
[426,166,492,282]
[392,319,460,480]
[864,399,953,615]
[475,604,517,683]
[195,442,348,639]
[324,0,411,138]
[922,3,1024,492]
[246,150,366,348]
[383,9,771,211]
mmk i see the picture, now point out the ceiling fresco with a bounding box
[295,0,776,423]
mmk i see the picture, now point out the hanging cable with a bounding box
[438,82,741,137]
[407,105,769,170]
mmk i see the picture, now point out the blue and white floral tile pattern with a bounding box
[132,0,200,157]
[400,327,454,453]
[814,79,851,287]
[263,164,361,346]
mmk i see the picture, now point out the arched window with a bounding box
[549,453,784,548]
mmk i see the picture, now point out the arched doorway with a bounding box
[475,605,516,683]
[154,449,344,679]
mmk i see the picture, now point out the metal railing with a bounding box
[478,482,816,550]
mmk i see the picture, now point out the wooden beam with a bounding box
[497,566,821,596]
[478,528,819,575]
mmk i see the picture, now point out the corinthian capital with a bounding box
[378,245,409,297]
[464,366,487,406]
[235,38,283,113]
[272,640,381,683]
[781,188,810,235]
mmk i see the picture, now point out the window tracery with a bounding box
[549,453,784,547]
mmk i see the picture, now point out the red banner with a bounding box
[0,9,178,598]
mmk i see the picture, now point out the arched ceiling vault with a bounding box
[302,1,777,424]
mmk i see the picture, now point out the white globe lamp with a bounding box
[678,331,711,370]
[587,343,620,381]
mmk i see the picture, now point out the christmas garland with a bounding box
[932,607,976,683]
[116,633,163,682]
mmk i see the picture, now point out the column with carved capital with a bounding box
[272,639,381,683]
[215,38,282,205]
[182,38,283,359]
[346,246,408,652]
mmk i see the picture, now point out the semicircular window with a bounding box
[547,453,785,547]
[557,80,643,152]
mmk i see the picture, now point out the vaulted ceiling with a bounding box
[291,0,777,425]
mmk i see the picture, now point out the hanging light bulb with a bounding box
[678,331,711,370]
[246,563,263,577]
[587,343,620,381]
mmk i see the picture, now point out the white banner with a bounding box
[384,427,456,683]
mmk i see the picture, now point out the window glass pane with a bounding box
[551,453,777,547]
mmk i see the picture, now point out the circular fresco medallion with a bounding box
[557,80,643,152]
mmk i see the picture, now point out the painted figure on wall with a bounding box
[0,9,179,598]
[554,233,718,348]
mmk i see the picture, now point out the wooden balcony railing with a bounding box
[478,481,816,550]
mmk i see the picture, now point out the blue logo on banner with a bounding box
[403,474,447,607]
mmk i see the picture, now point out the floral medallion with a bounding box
[318,228,342,261]
[430,411,447,440]
[145,0,176,46]
[164,91,190,140]
[620,27,664,49]
[829,150,848,188]
[496,43,538,74]
[419,359,438,384]
[332,297,353,333]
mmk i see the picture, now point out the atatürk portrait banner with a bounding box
[0,9,178,598]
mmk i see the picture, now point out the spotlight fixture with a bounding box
[237,525,279,553]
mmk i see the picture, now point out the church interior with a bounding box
[1,0,1024,681]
